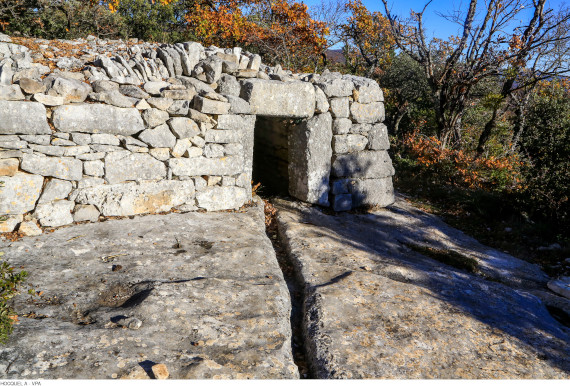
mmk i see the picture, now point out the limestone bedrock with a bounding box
[274,196,570,379]
[0,199,298,379]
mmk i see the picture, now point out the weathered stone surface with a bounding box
[18,220,42,236]
[224,95,251,114]
[169,156,242,176]
[168,118,200,139]
[19,78,46,94]
[34,200,74,227]
[0,84,25,100]
[0,158,18,176]
[548,277,570,300]
[0,202,297,379]
[193,96,231,115]
[73,204,100,223]
[289,113,332,206]
[196,186,248,211]
[0,214,22,232]
[347,76,383,104]
[274,197,569,379]
[142,108,170,128]
[0,101,51,135]
[315,77,354,97]
[329,97,349,118]
[32,93,64,106]
[314,87,329,114]
[89,90,134,108]
[350,102,385,124]
[204,129,241,144]
[332,118,351,135]
[147,97,174,111]
[138,124,176,148]
[38,178,73,204]
[331,151,394,178]
[367,123,390,150]
[53,105,144,135]
[240,79,315,118]
[47,76,92,103]
[105,151,166,184]
[217,74,240,96]
[75,180,195,216]
[143,81,170,96]
[21,154,82,181]
[348,177,394,207]
[332,134,367,154]
[84,160,104,177]
[216,115,255,131]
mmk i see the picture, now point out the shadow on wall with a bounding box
[277,195,570,375]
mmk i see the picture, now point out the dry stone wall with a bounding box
[0,32,394,233]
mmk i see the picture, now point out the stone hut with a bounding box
[0,34,394,232]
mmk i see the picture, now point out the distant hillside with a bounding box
[326,49,345,65]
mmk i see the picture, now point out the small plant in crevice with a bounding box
[0,257,29,344]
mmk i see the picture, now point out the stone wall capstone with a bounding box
[0,32,395,233]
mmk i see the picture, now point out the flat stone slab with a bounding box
[274,197,570,379]
[0,201,298,379]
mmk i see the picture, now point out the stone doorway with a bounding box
[252,116,293,197]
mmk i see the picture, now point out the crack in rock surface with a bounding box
[0,200,298,379]
[274,197,570,379]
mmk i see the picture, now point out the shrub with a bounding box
[0,258,28,344]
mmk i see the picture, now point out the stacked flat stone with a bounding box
[0,32,394,234]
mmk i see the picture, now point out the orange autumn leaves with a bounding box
[403,130,525,192]
[186,0,329,70]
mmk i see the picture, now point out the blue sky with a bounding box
[307,0,568,41]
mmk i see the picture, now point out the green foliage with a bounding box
[0,181,29,344]
[0,258,28,344]
[110,0,196,43]
[520,83,570,224]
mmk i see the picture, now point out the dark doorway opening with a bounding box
[252,116,292,197]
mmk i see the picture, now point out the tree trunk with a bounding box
[477,107,499,154]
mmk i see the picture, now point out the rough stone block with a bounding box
[367,123,390,150]
[350,101,385,124]
[315,76,354,97]
[168,118,200,139]
[332,134,368,154]
[0,214,23,232]
[138,124,176,148]
[193,96,231,115]
[105,151,166,184]
[240,79,315,118]
[142,108,170,128]
[332,194,352,212]
[0,158,18,176]
[74,180,196,216]
[34,200,74,227]
[216,115,255,131]
[196,186,248,211]
[329,97,350,118]
[53,104,144,135]
[332,151,394,178]
[205,129,241,144]
[47,76,91,103]
[224,95,251,114]
[350,76,383,103]
[289,112,332,206]
[73,204,100,222]
[0,101,51,135]
[0,84,24,100]
[84,160,104,177]
[314,86,329,114]
[350,177,395,207]
[18,220,42,236]
[21,154,82,181]
[169,156,242,176]
[38,178,73,204]
[333,118,352,135]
